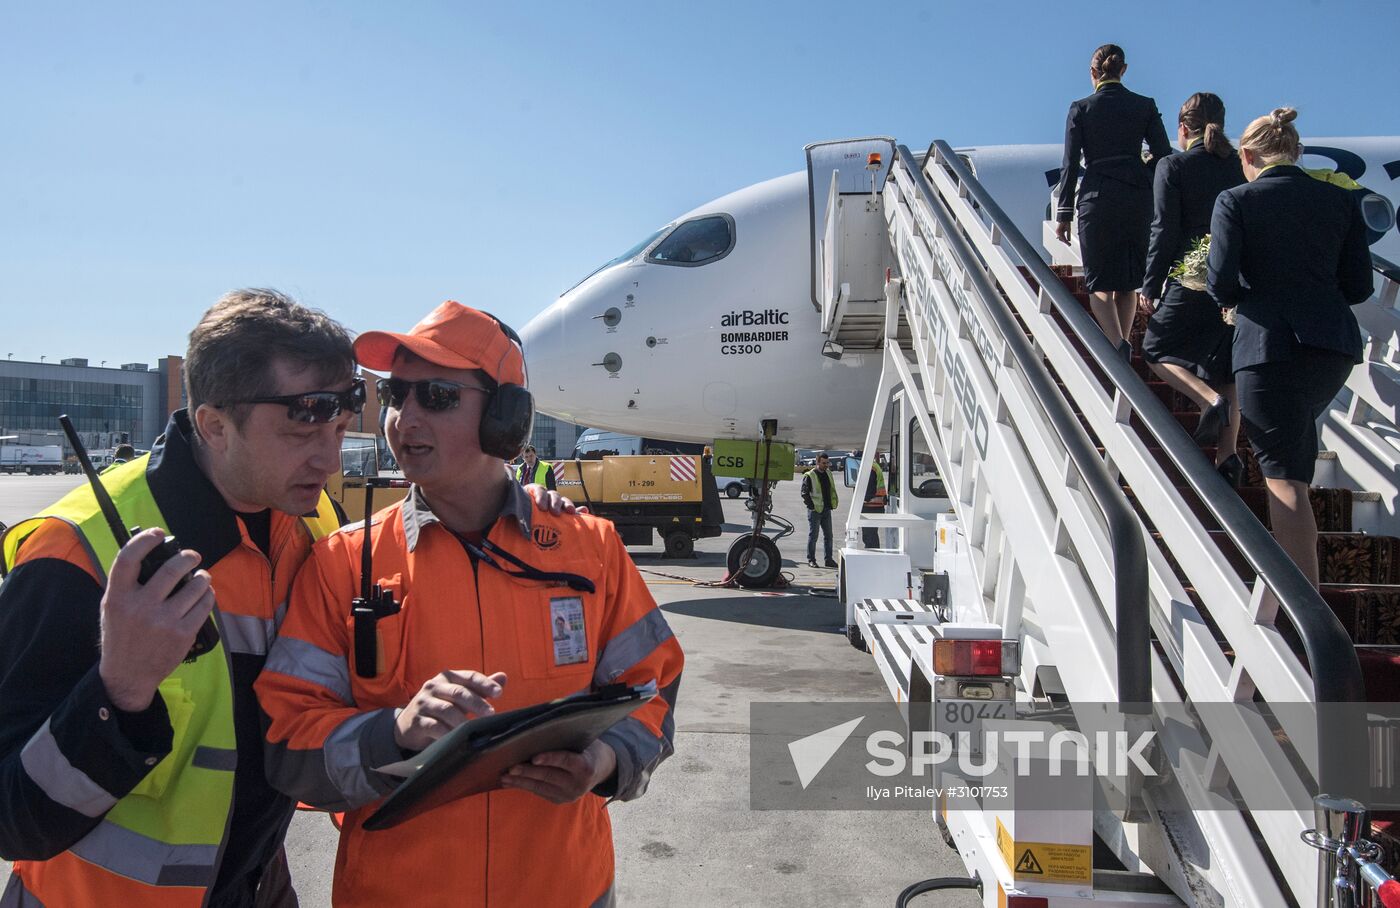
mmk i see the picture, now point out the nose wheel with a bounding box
[726,535,781,588]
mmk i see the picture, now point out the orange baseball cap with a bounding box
[354,301,527,386]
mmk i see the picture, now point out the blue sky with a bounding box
[4,0,1398,366]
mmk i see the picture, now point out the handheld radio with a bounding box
[353,477,400,678]
[58,415,220,661]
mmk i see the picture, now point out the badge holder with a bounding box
[353,477,400,678]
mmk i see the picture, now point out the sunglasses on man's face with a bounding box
[223,378,367,424]
[376,377,489,412]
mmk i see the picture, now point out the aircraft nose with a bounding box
[520,302,568,413]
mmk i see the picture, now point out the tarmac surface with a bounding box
[0,472,978,907]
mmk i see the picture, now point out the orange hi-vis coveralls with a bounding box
[256,481,683,908]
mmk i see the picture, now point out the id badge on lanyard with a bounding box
[549,596,588,666]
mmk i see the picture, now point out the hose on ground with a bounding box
[894,873,981,907]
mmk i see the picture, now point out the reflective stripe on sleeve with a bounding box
[593,609,674,687]
[264,636,356,705]
[68,820,218,887]
[19,718,119,818]
[324,708,399,808]
[218,611,277,656]
[598,675,679,802]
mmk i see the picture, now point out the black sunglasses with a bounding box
[376,377,489,412]
[222,378,367,424]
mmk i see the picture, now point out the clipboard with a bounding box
[363,683,655,831]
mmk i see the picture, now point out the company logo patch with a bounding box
[532,526,560,550]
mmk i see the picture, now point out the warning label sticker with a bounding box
[1014,850,1044,874]
[995,818,1091,886]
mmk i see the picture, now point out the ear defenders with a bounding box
[477,314,535,462]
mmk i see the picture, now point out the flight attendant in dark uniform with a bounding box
[1141,92,1246,479]
[1208,108,1374,588]
[1055,44,1172,355]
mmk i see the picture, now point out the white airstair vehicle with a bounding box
[816,137,1400,907]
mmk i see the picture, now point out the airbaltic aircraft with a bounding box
[520,139,1400,447]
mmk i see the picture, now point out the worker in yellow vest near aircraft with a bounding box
[801,453,840,568]
[0,290,355,908]
[861,455,888,549]
[515,443,556,490]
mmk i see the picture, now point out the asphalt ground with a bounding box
[0,473,978,907]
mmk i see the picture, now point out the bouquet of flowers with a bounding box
[1169,235,1210,292]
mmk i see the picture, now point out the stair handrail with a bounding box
[893,144,1151,709]
[1372,252,1400,286]
[925,139,1367,792]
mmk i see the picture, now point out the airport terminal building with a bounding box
[0,357,184,452]
[530,413,587,460]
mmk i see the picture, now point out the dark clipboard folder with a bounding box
[363,683,654,831]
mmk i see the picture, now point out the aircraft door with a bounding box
[804,138,897,321]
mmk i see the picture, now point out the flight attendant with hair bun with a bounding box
[1055,43,1172,356]
[1141,92,1246,480]
[1208,107,1374,589]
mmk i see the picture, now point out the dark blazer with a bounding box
[1207,165,1375,369]
[1055,82,1172,221]
[1142,143,1245,299]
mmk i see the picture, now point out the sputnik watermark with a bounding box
[863,729,1157,780]
[752,700,1400,812]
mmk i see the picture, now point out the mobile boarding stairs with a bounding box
[807,137,1400,908]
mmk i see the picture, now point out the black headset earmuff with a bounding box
[477,314,535,461]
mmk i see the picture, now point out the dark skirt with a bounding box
[1236,347,1354,483]
[1141,282,1235,384]
[1076,176,1151,292]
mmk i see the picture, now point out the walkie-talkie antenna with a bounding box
[353,476,398,678]
[59,415,131,547]
[360,480,376,601]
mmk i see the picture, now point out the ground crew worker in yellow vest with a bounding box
[514,443,556,490]
[801,453,840,568]
[0,291,575,908]
[861,455,888,549]
[100,442,137,473]
[0,289,359,908]
[257,301,683,908]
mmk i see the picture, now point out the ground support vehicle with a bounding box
[554,454,724,558]
[0,444,63,475]
[324,432,409,519]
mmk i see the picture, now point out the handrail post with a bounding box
[893,144,1150,714]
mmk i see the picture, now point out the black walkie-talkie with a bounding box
[59,415,219,661]
[353,477,400,678]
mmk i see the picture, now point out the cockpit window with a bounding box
[647,214,735,267]
[563,226,668,295]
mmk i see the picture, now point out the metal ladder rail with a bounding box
[927,139,1367,727]
[887,143,1150,706]
[930,147,1336,742]
[888,148,1293,907]
[922,140,1371,900]
[1320,254,1400,532]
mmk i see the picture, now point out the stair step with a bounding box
[1318,585,1400,644]
[1127,486,1356,532]
[1154,531,1400,586]
[1356,645,1400,700]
